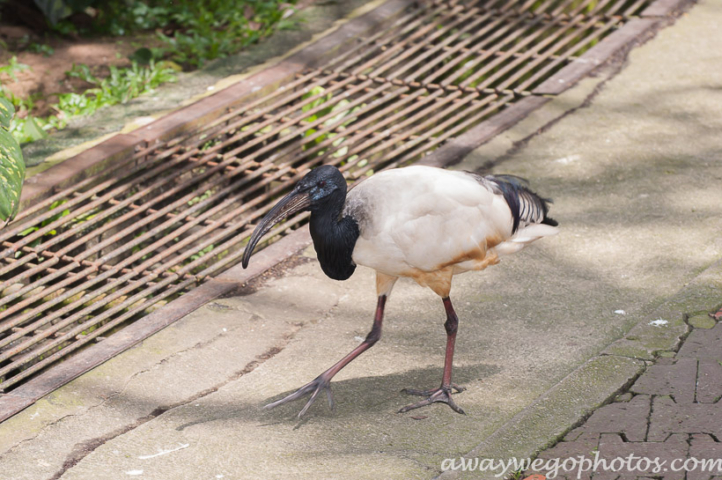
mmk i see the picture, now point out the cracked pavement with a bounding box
[3,0,722,479]
[1,261,342,480]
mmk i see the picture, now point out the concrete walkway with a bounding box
[2,0,722,479]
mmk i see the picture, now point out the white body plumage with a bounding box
[344,166,558,296]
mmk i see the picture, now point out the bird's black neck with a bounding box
[308,194,359,281]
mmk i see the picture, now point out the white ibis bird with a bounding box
[242,164,558,416]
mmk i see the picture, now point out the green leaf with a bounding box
[0,127,25,225]
[20,226,38,236]
[23,117,48,142]
[301,86,333,118]
[0,96,25,224]
[129,47,153,65]
[0,97,13,129]
[0,57,30,82]
[32,0,72,25]
[323,99,351,127]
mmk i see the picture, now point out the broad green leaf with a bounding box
[23,117,48,143]
[64,0,95,11]
[0,97,13,129]
[32,0,72,25]
[0,127,25,224]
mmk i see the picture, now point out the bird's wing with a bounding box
[478,174,559,254]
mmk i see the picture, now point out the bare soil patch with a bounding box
[0,25,157,116]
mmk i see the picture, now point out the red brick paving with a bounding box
[526,321,722,480]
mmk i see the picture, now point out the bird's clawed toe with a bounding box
[264,374,334,418]
[401,383,466,397]
[398,385,466,415]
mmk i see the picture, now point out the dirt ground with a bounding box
[0,0,313,119]
[0,24,156,117]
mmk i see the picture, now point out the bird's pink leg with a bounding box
[399,297,466,414]
[264,295,387,417]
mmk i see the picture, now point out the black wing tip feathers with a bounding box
[465,172,558,233]
[542,216,559,227]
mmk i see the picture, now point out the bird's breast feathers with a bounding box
[344,166,557,278]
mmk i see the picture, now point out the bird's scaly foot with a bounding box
[398,384,466,414]
[264,373,335,418]
[402,383,466,397]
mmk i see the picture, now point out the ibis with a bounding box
[242,164,558,416]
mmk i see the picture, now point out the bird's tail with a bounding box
[484,174,558,234]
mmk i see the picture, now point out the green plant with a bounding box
[0,58,49,144]
[9,116,49,144]
[64,60,179,106]
[300,86,364,161]
[511,469,527,480]
[19,199,69,238]
[150,0,297,69]
[189,244,214,263]
[0,57,30,82]
[0,91,50,144]
[32,0,95,25]
[4,60,178,145]
[0,96,26,226]
[126,1,172,30]
[28,42,55,56]
[187,189,213,206]
[15,199,70,260]
[43,0,298,68]
[2,1,296,148]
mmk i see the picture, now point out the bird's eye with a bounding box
[318,181,326,188]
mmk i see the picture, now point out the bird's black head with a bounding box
[241,165,347,268]
[294,164,347,211]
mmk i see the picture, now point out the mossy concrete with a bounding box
[688,313,716,329]
[438,355,645,480]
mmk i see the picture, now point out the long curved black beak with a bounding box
[242,186,311,268]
